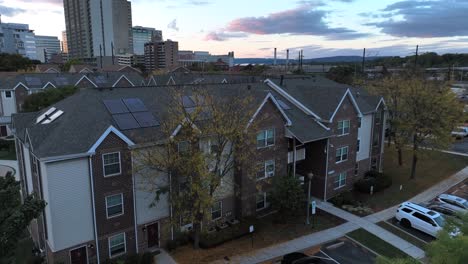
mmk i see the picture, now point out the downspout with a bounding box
[88,156,100,264]
[379,111,386,172]
[131,154,139,253]
[323,138,330,201]
[292,139,296,177]
[169,172,174,240]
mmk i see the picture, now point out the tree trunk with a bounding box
[193,222,201,249]
[410,135,418,180]
[397,147,403,166]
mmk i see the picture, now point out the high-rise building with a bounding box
[61,30,68,53]
[144,40,178,71]
[0,22,37,60]
[63,0,133,60]
[132,26,162,55]
[35,35,61,63]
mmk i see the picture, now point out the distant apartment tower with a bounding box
[0,22,37,60]
[132,26,162,55]
[144,40,178,71]
[63,0,133,59]
[35,35,61,63]
[61,30,68,53]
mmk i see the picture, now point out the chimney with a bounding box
[274,48,277,66]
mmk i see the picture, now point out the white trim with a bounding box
[131,154,139,253]
[74,75,98,88]
[147,76,157,86]
[247,93,292,128]
[112,75,135,87]
[87,126,135,154]
[105,193,124,218]
[324,138,330,201]
[211,201,223,221]
[41,152,91,163]
[25,129,33,152]
[329,89,363,122]
[88,156,100,264]
[335,146,349,163]
[169,118,201,139]
[333,172,347,190]
[13,82,30,90]
[167,76,176,85]
[375,97,387,111]
[44,68,59,73]
[221,78,228,84]
[69,245,89,264]
[102,152,122,177]
[108,232,127,258]
[337,119,351,136]
[78,68,93,74]
[41,81,57,89]
[264,79,322,120]
[256,191,268,211]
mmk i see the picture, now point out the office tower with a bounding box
[35,35,61,63]
[132,26,162,55]
[63,0,133,59]
[144,40,178,71]
[0,21,37,60]
[61,30,68,53]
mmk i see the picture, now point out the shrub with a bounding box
[354,171,392,193]
[270,175,306,218]
[330,191,356,207]
[199,220,251,248]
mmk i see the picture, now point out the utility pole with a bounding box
[361,48,366,73]
[414,45,419,68]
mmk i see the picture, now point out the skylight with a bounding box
[36,107,64,125]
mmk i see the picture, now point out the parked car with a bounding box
[282,252,309,264]
[436,194,468,212]
[451,127,468,138]
[424,202,460,218]
[395,202,445,237]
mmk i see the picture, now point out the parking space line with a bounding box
[384,220,429,245]
[319,250,341,264]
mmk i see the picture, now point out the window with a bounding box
[106,194,123,218]
[178,141,190,154]
[103,152,121,177]
[256,192,268,210]
[335,146,348,163]
[373,133,379,147]
[337,120,350,135]
[5,91,12,98]
[354,163,359,176]
[257,160,275,180]
[357,117,361,128]
[334,172,347,189]
[257,129,275,148]
[109,233,126,258]
[357,139,360,152]
[402,208,412,213]
[211,201,222,220]
[412,212,432,224]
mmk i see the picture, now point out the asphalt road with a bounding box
[451,137,468,154]
[387,217,435,244]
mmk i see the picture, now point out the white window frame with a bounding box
[211,201,222,221]
[257,160,275,180]
[102,152,121,177]
[334,172,347,189]
[5,91,12,98]
[337,120,350,136]
[257,128,275,149]
[106,193,124,219]
[108,232,126,258]
[335,146,349,163]
[256,192,268,211]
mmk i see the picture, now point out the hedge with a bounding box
[199,221,252,248]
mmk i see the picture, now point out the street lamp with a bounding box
[306,172,314,225]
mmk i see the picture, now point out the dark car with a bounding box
[281,252,308,264]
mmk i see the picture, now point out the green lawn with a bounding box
[347,228,409,259]
[377,221,427,250]
[353,146,468,212]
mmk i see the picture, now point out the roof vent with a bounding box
[36,107,64,124]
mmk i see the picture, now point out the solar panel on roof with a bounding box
[123,98,147,112]
[25,77,42,86]
[113,113,140,130]
[277,99,291,110]
[103,99,129,114]
[133,112,159,128]
[182,95,196,108]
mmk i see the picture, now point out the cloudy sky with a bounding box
[1,0,468,58]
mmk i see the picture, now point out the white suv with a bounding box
[396,202,445,237]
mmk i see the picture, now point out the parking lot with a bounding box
[263,237,376,264]
[451,137,468,154]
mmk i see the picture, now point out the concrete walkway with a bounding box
[211,166,468,264]
[155,249,178,264]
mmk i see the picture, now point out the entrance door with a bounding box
[147,222,159,248]
[70,246,87,264]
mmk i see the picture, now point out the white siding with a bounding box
[44,158,94,252]
[135,172,170,225]
[1,90,17,116]
[22,144,33,194]
[357,114,372,161]
[40,161,54,248]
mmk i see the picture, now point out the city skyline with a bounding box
[1,0,467,58]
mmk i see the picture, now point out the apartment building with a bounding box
[144,40,179,71]
[12,75,385,263]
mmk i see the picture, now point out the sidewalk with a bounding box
[211,166,468,264]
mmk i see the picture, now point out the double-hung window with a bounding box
[103,152,121,176]
[106,194,123,218]
[5,91,12,98]
[335,146,348,163]
[334,172,347,189]
[211,201,222,220]
[337,120,350,135]
[257,160,275,180]
[256,192,268,210]
[257,129,275,148]
[109,233,126,258]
